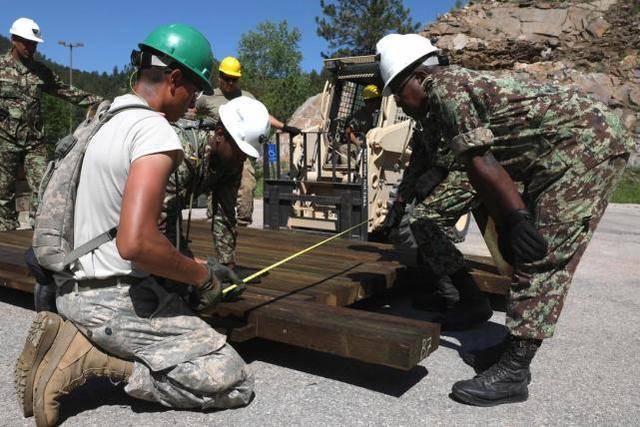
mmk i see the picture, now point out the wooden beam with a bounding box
[240,297,440,370]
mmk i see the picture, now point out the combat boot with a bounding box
[412,274,459,311]
[32,320,133,427]
[14,311,62,418]
[451,335,541,406]
[461,339,509,372]
[411,251,460,312]
[440,269,493,331]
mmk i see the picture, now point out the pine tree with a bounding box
[316,0,421,58]
[238,21,324,120]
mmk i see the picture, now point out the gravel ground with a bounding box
[1,202,638,426]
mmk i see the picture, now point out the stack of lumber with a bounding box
[0,222,510,370]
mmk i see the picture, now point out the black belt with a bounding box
[67,275,145,292]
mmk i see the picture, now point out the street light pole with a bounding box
[58,40,84,133]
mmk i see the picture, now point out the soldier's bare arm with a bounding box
[464,150,525,222]
[117,151,209,287]
[465,150,547,263]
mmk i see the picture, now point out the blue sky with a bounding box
[3,0,460,73]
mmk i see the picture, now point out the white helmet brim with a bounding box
[219,97,270,159]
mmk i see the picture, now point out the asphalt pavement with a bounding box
[1,202,638,426]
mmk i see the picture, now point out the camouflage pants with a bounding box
[55,275,254,409]
[409,170,479,277]
[0,141,48,230]
[236,158,255,226]
[508,154,627,339]
[410,156,627,340]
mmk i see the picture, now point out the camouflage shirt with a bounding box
[420,66,634,195]
[195,88,255,123]
[0,50,103,145]
[163,120,242,263]
[396,126,437,202]
[346,106,378,136]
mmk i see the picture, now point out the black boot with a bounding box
[412,274,459,311]
[452,335,541,406]
[440,269,492,331]
[461,339,509,372]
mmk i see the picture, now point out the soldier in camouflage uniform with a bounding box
[378,33,634,406]
[388,124,491,331]
[339,84,381,165]
[0,18,102,230]
[196,56,301,226]
[164,113,243,267]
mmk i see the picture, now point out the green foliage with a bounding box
[611,168,640,204]
[254,161,264,198]
[238,21,325,121]
[316,0,421,58]
[450,0,468,12]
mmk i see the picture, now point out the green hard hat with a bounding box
[139,23,214,94]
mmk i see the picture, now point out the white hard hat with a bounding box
[376,33,439,95]
[9,17,44,43]
[219,96,270,158]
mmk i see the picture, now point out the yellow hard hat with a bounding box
[363,84,381,100]
[219,56,242,77]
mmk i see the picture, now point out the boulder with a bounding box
[422,0,639,148]
[586,16,611,38]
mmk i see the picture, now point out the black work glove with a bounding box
[498,209,548,264]
[414,167,448,202]
[282,124,302,136]
[379,200,406,240]
[233,266,266,284]
[194,258,246,312]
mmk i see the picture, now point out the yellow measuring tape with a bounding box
[222,220,369,295]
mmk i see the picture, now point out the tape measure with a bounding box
[222,220,369,295]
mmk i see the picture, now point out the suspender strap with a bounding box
[62,227,118,268]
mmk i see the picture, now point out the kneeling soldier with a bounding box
[14,24,266,426]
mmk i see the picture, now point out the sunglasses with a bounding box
[180,75,204,99]
[219,73,239,83]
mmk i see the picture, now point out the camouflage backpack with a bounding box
[32,101,154,272]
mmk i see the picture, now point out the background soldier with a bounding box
[0,17,102,230]
[339,84,381,165]
[196,56,301,226]
[377,33,633,407]
[166,97,268,271]
[383,124,490,331]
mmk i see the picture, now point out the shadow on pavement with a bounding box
[236,338,428,398]
[347,289,509,372]
[0,287,34,310]
[57,379,170,423]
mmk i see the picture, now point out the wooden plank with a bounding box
[0,262,34,293]
[241,297,440,370]
[465,255,511,296]
[470,269,510,295]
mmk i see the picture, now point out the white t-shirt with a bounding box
[73,94,183,280]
